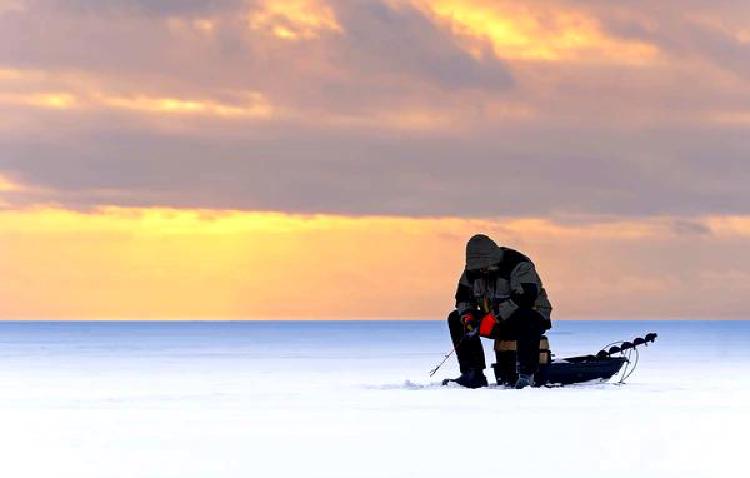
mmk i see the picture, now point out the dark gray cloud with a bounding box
[671,219,712,236]
[332,1,512,92]
[3,114,750,216]
[582,0,750,79]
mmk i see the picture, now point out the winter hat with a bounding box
[465,234,504,270]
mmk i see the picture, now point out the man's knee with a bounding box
[447,310,462,326]
[500,309,544,339]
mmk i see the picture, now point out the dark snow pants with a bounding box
[498,308,548,375]
[448,307,547,374]
[447,310,486,372]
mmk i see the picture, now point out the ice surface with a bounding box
[0,320,747,478]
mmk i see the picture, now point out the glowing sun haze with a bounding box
[1,0,749,319]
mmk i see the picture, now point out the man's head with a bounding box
[465,234,504,272]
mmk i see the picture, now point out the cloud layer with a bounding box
[2,0,750,216]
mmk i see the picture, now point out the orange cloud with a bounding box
[2,66,515,130]
[96,92,274,118]
[0,92,77,109]
[0,66,274,118]
[165,16,219,35]
[248,0,343,40]
[0,87,273,118]
[409,0,658,63]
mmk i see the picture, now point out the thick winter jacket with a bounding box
[455,235,552,328]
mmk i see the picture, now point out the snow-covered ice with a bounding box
[0,320,747,478]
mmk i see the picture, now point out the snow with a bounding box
[0,320,747,478]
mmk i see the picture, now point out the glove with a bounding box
[460,311,478,337]
[479,312,497,338]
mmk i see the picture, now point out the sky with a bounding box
[1,0,749,319]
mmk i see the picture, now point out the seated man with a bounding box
[443,234,552,389]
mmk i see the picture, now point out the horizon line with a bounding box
[0,317,747,322]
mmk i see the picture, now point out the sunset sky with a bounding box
[1,0,750,319]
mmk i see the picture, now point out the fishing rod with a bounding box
[428,329,475,377]
[428,347,455,377]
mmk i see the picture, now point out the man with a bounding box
[443,234,552,389]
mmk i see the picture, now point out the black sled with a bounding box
[491,332,657,387]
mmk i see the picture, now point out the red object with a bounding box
[479,313,496,338]
[461,312,478,334]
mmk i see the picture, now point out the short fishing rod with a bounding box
[428,328,478,377]
[429,346,457,377]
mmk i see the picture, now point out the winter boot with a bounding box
[442,368,488,389]
[514,373,534,389]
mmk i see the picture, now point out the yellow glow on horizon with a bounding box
[0,207,469,319]
[249,0,342,40]
[2,207,749,320]
[0,207,478,237]
[411,0,658,63]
